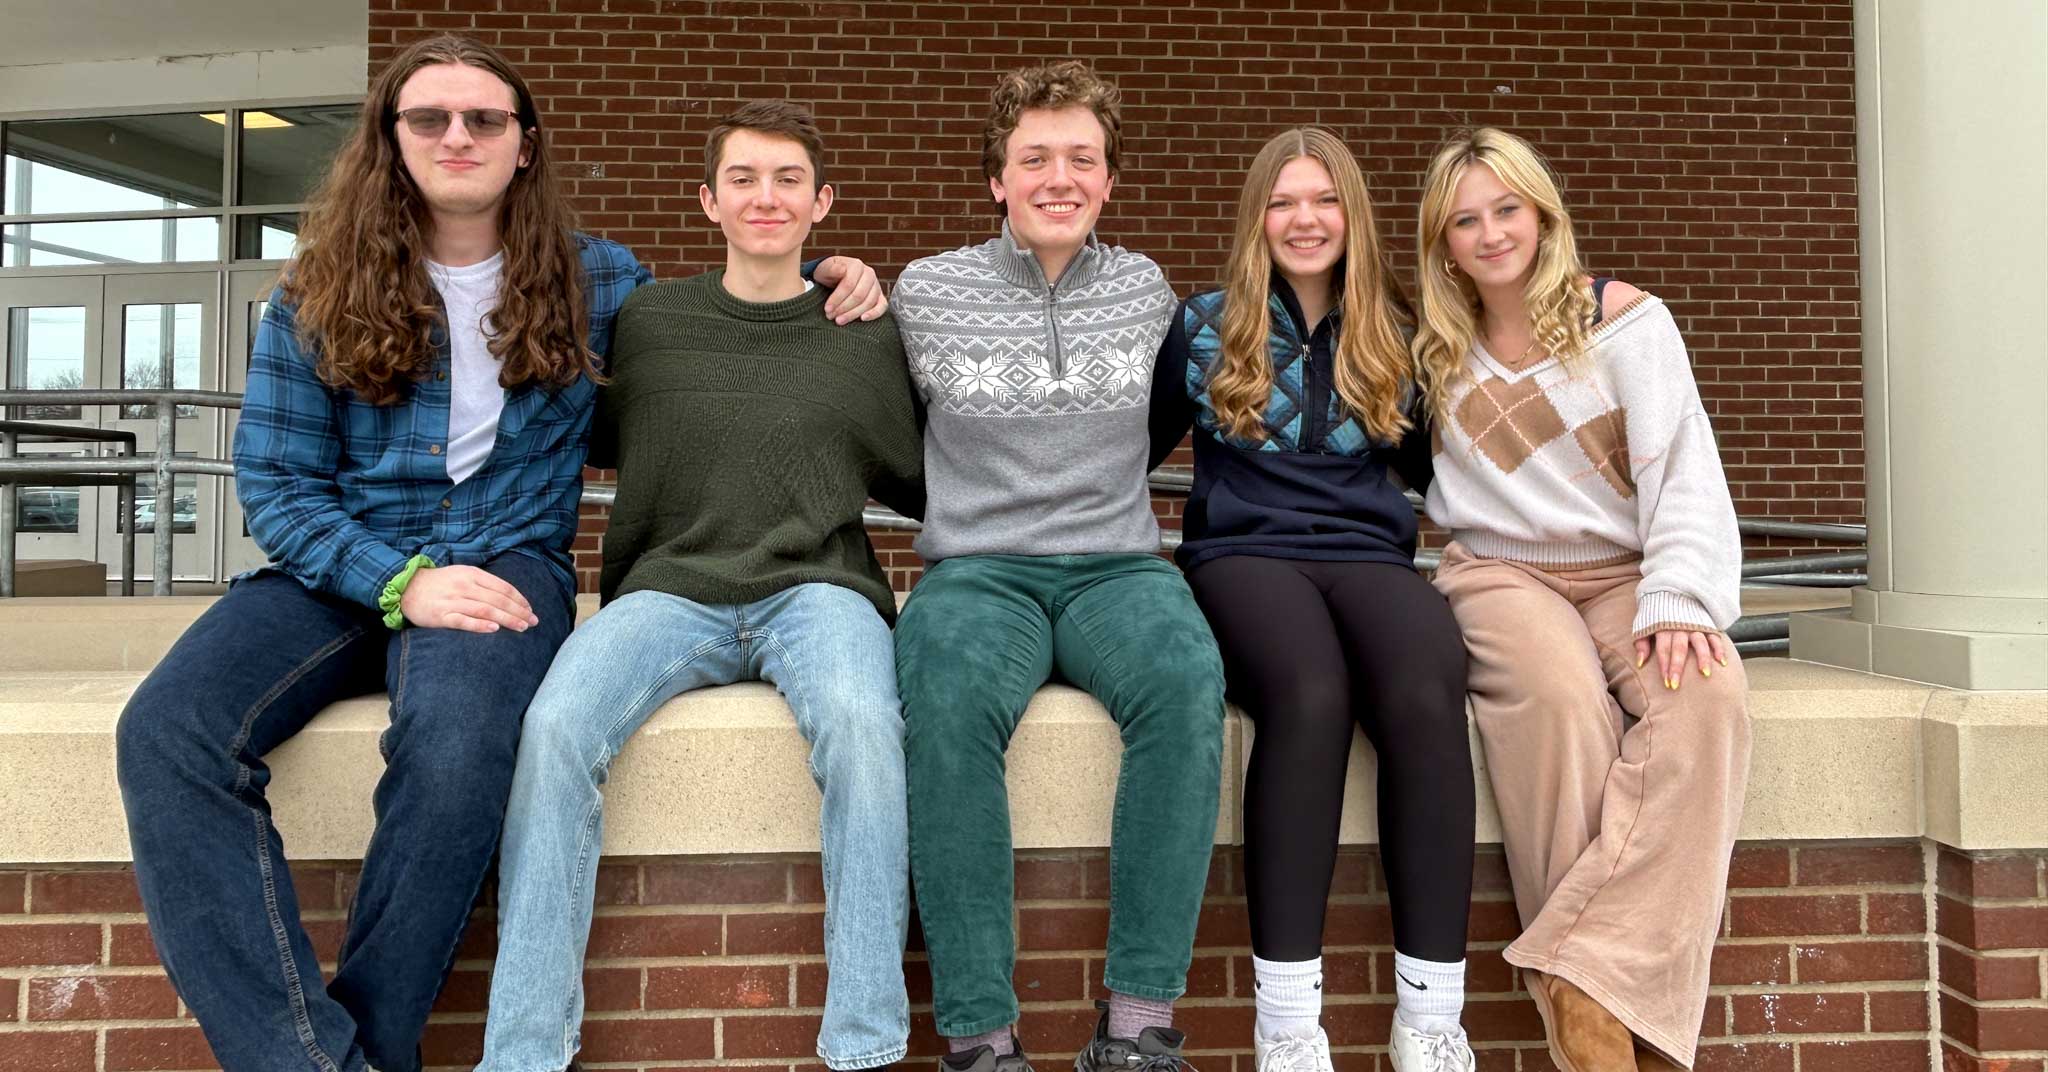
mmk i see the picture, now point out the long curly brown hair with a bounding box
[283,34,592,405]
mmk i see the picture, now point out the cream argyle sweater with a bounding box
[1423,294,1742,638]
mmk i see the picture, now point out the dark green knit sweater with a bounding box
[592,270,924,621]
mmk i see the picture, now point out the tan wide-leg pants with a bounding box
[1433,542,1751,1069]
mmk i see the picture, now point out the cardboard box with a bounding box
[10,558,108,597]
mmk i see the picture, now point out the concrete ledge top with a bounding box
[3,596,2045,862]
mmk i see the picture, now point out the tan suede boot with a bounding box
[1525,971,1638,1072]
[1634,1041,1684,1071]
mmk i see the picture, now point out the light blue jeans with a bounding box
[475,584,911,1072]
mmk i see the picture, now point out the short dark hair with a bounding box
[981,61,1123,181]
[704,100,826,190]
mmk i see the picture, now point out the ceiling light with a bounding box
[201,112,295,129]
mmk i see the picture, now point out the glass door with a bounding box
[2,274,107,565]
[98,272,220,583]
[221,267,281,576]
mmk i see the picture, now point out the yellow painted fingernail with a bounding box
[1666,677,1677,690]
[1636,654,1646,668]
[1702,665,1712,678]
[1719,656,1729,667]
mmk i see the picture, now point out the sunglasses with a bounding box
[394,107,519,138]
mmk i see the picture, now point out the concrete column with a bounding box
[1791,0,2048,689]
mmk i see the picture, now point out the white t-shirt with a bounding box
[426,252,506,485]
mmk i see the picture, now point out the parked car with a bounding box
[17,488,80,532]
[133,493,198,532]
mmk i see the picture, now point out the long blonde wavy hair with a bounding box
[1208,128,1415,444]
[283,35,593,405]
[1412,128,1596,420]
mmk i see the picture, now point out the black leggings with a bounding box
[1187,554,1475,962]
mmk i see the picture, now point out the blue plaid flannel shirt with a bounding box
[234,234,651,612]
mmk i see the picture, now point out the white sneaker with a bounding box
[1387,1018,1475,1072]
[1254,1025,1334,1072]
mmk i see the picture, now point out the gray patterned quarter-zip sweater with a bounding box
[892,223,1177,562]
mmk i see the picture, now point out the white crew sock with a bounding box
[1252,955,1324,1041]
[1392,951,1467,1035]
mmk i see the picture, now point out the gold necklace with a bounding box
[1493,331,1540,370]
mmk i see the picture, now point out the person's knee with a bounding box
[902,689,1008,768]
[1677,663,1751,751]
[811,685,905,763]
[1121,651,1225,730]
[1377,662,1473,740]
[513,683,612,778]
[1264,671,1348,726]
[115,679,207,793]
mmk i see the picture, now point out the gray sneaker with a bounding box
[940,1038,1036,1072]
[1072,1001,1195,1071]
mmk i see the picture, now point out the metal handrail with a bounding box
[1,389,242,597]
[0,420,144,596]
[2,389,1869,654]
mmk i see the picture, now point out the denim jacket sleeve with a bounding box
[232,295,412,610]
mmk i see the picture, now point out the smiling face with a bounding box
[1263,155,1347,295]
[391,61,529,220]
[991,106,1114,277]
[700,127,831,263]
[1441,161,1542,290]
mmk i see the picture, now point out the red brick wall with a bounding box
[365,0,1862,592]
[1936,848,2048,1072]
[1,840,2003,1071]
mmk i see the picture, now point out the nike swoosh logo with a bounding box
[1398,971,1429,991]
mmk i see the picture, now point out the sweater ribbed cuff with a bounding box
[1631,589,1718,640]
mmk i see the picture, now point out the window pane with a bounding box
[120,304,202,419]
[3,218,221,266]
[237,105,359,205]
[122,455,198,535]
[10,448,90,535]
[15,485,83,535]
[5,113,225,213]
[247,299,270,369]
[6,306,87,420]
[234,213,300,260]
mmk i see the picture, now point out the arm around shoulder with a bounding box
[1147,298,1199,472]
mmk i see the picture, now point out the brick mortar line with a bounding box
[1725,933,1931,943]
[1932,935,2048,956]
[1726,883,1930,897]
[1935,892,2048,908]
[0,968,175,978]
[1710,1030,1935,1043]
[1920,837,1945,1072]
[1713,936,1913,945]
[1714,983,1929,996]
[1934,983,2048,1008]
[1938,1040,2048,1060]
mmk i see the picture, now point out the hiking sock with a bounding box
[1107,990,1174,1041]
[946,1027,1016,1056]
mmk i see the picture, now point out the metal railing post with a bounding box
[153,399,176,597]
[119,443,136,598]
[0,429,16,600]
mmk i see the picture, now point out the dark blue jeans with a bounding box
[115,551,574,1072]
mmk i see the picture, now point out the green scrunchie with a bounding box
[379,553,437,630]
